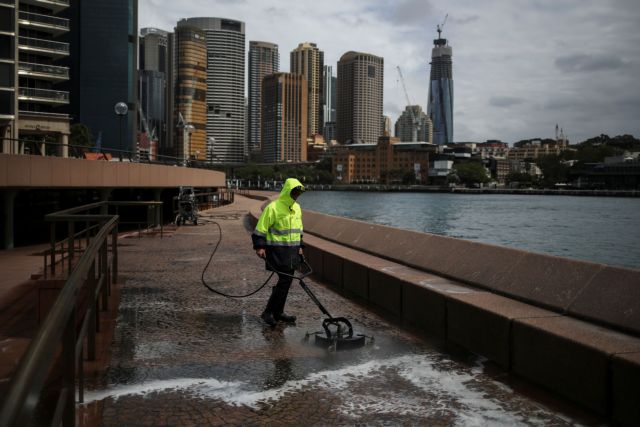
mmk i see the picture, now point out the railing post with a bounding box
[51,222,56,275]
[111,226,118,284]
[85,220,90,250]
[101,241,108,310]
[62,309,76,427]
[67,221,74,273]
[78,346,84,404]
[87,260,96,361]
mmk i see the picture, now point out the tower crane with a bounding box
[397,66,419,142]
[437,14,448,39]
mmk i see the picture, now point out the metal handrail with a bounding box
[18,11,70,29]
[0,137,235,170]
[18,87,70,103]
[0,215,117,426]
[18,36,70,54]
[19,62,69,78]
[0,200,164,426]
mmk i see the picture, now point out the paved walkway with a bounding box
[79,195,598,426]
[0,244,48,389]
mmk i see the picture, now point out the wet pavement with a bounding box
[81,196,597,426]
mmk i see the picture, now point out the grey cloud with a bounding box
[389,0,434,25]
[555,54,629,73]
[489,96,524,107]
[452,15,479,25]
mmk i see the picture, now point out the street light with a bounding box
[185,123,195,162]
[114,102,128,154]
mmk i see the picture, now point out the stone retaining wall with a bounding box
[247,195,640,425]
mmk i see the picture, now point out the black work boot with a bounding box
[261,311,277,327]
[275,313,296,323]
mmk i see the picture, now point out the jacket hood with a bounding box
[279,178,305,206]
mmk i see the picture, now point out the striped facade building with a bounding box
[261,73,307,163]
[178,18,246,164]
[290,42,323,138]
[173,24,206,161]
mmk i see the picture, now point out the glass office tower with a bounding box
[427,32,453,145]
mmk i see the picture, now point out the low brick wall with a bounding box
[247,197,640,425]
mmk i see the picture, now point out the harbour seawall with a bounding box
[247,193,640,425]
[304,184,640,197]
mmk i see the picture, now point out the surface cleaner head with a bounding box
[310,316,369,351]
[314,333,367,351]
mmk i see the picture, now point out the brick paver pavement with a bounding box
[80,195,598,426]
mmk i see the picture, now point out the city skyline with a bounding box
[139,0,640,144]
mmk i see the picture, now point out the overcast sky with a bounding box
[139,0,640,144]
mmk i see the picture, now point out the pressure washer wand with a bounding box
[272,256,334,319]
[297,277,333,319]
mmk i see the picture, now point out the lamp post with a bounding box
[114,102,128,154]
[185,123,195,163]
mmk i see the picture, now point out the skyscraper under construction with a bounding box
[427,25,453,145]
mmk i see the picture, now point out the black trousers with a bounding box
[264,270,294,315]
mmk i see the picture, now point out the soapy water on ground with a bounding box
[83,354,568,426]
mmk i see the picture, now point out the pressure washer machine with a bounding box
[175,186,198,226]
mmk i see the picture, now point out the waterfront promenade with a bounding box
[74,195,598,425]
[4,193,637,424]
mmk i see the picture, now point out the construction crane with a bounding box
[397,66,419,142]
[437,14,448,39]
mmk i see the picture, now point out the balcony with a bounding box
[19,0,69,13]
[18,87,69,104]
[18,36,69,58]
[18,11,70,35]
[19,62,69,81]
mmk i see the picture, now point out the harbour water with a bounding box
[300,191,640,270]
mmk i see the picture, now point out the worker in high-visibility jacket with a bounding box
[252,178,305,326]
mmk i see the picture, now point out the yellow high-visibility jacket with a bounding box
[252,178,305,271]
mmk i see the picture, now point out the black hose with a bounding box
[200,220,275,298]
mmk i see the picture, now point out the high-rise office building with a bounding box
[139,27,171,158]
[261,73,307,163]
[248,41,279,154]
[290,42,323,137]
[336,51,383,145]
[383,115,392,136]
[1,0,71,154]
[395,105,433,143]
[322,65,336,125]
[427,28,453,145]
[178,18,246,164]
[173,24,206,161]
[66,0,138,153]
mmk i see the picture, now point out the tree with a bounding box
[402,170,417,185]
[453,162,490,186]
[536,155,569,187]
[70,123,93,148]
[506,172,536,185]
